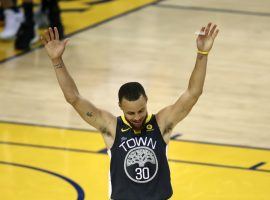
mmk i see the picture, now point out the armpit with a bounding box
[163,123,173,135]
[99,126,111,137]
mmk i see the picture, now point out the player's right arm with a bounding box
[41,27,117,149]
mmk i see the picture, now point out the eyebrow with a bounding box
[127,107,145,114]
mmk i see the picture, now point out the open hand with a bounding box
[40,27,68,60]
[196,23,219,52]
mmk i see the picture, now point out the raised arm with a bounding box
[40,27,117,148]
[156,23,219,143]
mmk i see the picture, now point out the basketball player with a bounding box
[41,22,219,200]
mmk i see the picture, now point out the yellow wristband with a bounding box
[197,50,209,55]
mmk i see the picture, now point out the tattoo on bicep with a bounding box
[86,112,93,117]
[100,126,111,137]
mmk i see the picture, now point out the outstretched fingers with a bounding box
[205,22,212,35]
[43,30,50,43]
[48,27,55,40]
[209,24,217,36]
[196,26,205,37]
[202,23,219,39]
[212,29,219,39]
[54,27,59,40]
[40,27,61,46]
[63,38,69,46]
[200,26,205,34]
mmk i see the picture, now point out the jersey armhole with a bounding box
[108,116,121,151]
[153,114,167,146]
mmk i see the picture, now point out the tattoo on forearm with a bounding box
[86,112,93,117]
[53,62,64,68]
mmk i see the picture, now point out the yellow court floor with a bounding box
[1,121,270,199]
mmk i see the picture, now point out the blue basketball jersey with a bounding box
[108,114,173,200]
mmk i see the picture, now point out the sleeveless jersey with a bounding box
[108,114,173,200]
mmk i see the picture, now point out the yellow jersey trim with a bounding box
[121,116,132,128]
[145,114,152,124]
[120,114,153,133]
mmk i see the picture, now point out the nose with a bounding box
[134,114,141,121]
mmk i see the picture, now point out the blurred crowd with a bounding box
[0,0,64,50]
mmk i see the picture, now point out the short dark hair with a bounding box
[118,82,147,102]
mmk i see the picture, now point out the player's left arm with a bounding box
[156,23,219,143]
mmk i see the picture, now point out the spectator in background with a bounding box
[0,7,3,26]
[15,0,64,50]
[0,0,23,40]
[0,0,64,50]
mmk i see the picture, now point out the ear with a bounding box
[118,102,122,109]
